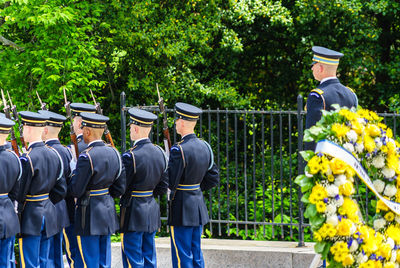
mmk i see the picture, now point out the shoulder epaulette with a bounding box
[311,88,324,95]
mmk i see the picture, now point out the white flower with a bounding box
[387,238,395,249]
[384,184,397,197]
[391,250,397,263]
[382,167,396,179]
[326,185,339,197]
[395,215,400,224]
[334,175,347,187]
[372,155,385,169]
[350,224,356,235]
[349,240,359,252]
[356,253,368,264]
[325,204,337,215]
[343,143,354,152]
[334,195,344,207]
[326,215,338,226]
[373,218,386,230]
[373,179,385,193]
[346,130,358,143]
[355,143,364,153]
[375,138,383,148]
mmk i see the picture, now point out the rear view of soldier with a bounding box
[168,103,219,268]
[68,112,126,267]
[120,108,168,267]
[17,111,66,267]
[0,117,22,267]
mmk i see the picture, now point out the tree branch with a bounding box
[0,35,25,52]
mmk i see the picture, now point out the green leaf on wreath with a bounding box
[308,125,323,136]
[299,150,315,161]
[303,130,314,142]
[301,192,310,203]
[301,183,313,193]
[321,243,331,260]
[294,175,308,186]
[310,214,325,228]
[327,260,343,268]
[304,204,317,218]
[314,241,326,253]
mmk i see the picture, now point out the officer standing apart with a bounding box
[305,46,358,150]
[0,117,21,267]
[68,112,126,267]
[39,110,72,268]
[64,102,96,267]
[17,111,66,267]
[120,108,169,267]
[168,103,219,268]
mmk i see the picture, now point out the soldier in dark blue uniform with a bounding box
[65,102,96,267]
[17,111,66,267]
[0,117,21,267]
[305,46,358,150]
[38,110,73,268]
[168,103,219,268]
[68,112,126,267]
[120,108,168,268]
[0,113,12,150]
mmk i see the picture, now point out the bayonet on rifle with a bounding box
[36,91,47,110]
[63,88,79,160]
[1,89,20,156]
[7,91,27,151]
[89,89,115,147]
[156,84,172,155]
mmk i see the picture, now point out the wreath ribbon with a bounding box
[315,139,400,215]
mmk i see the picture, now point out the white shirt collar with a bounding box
[134,137,148,145]
[320,76,337,84]
[88,140,103,147]
[28,140,43,149]
[45,138,59,143]
[182,133,195,139]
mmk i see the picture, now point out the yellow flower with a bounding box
[384,212,395,222]
[339,109,357,121]
[331,241,349,254]
[307,155,321,174]
[351,119,364,135]
[378,243,392,259]
[316,201,326,213]
[345,167,356,179]
[364,134,375,153]
[331,123,350,139]
[386,128,393,138]
[342,254,355,266]
[336,218,353,236]
[386,225,400,244]
[313,231,322,242]
[366,124,381,137]
[397,249,400,262]
[333,251,346,263]
[339,197,359,217]
[384,262,396,268]
[377,199,389,212]
[311,184,328,200]
[327,174,335,182]
[387,154,399,171]
[339,181,354,196]
[329,158,347,174]
[309,193,318,204]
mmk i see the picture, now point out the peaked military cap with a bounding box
[38,110,67,127]
[312,46,344,66]
[70,103,96,117]
[175,102,202,121]
[128,108,157,127]
[0,116,15,134]
[19,111,49,127]
[80,112,109,128]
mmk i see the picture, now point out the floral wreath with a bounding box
[295,105,400,268]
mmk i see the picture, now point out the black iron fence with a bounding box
[120,92,400,246]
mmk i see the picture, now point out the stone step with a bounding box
[107,238,320,268]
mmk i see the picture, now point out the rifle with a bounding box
[1,89,20,156]
[7,91,27,152]
[156,84,172,155]
[35,91,48,110]
[63,88,79,160]
[89,89,115,147]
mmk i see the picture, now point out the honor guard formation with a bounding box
[0,45,357,267]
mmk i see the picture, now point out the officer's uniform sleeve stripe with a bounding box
[309,88,326,110]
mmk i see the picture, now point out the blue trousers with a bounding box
[9,236,16,268]
[0,236,14,268]
[121,231,157,268]
[63,225,78,267]
[75,235,111,268]
[19,233,51,267]
[47,231,64,268]
[170,226,204,268]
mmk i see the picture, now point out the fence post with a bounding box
[120,91,126,153]
[297,95,305,247]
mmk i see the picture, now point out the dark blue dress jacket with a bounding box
[168,134,219,226]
